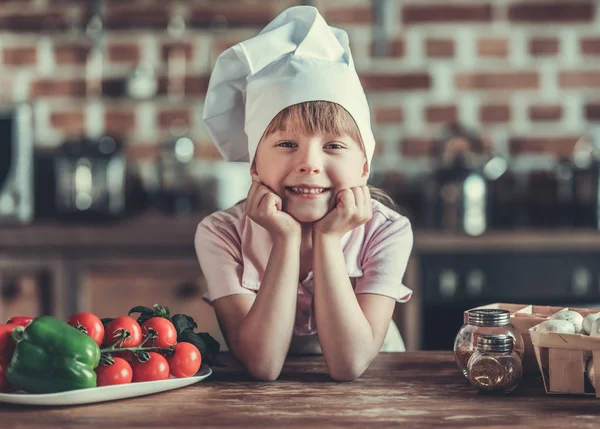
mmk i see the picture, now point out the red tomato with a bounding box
[141,318,177,348]
[66,312,105,346]
[0,325,16,361]
[104,317,142,349]
[6,316,33,327]
[167,342,201,378]
[95,357,133,387]
[131,352,170,382]
[0,358,12,393]
[113,350,137,363]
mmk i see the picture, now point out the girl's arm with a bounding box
[313,232,396,381]
[214,235,301,381]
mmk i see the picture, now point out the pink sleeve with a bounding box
[355,215,414,303]
[194,219,255,304]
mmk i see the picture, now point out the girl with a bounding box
[196,6,413,381]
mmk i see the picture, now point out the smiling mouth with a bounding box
[285,187,330,195]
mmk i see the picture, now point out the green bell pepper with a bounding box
[7,316,101,393]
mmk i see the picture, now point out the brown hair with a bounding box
[244,101,399,212]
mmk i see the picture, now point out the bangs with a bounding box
[262,101,363,147]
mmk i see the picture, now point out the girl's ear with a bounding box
[250,162,259,181]
[361,160,369,178]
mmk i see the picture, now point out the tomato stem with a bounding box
[100,345,173,354]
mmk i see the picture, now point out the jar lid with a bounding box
[477,334,514,353]
[467,309,510,326]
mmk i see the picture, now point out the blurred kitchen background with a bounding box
[2,0,600,351]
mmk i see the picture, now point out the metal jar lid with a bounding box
[467,309,510,327]
[477,334,514,353]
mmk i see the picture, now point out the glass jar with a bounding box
[467,334,523,394]
[453,309,524,377]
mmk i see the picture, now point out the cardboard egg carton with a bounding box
[528,307,600,397]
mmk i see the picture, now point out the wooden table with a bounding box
[1,352,600,428]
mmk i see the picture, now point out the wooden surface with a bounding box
[1,352,600,429]
[2,212,600,252]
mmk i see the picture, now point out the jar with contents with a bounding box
[467,334,523,394]
[453,309,524,377]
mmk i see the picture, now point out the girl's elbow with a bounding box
[246,363,282,381]
[328,362,367,382]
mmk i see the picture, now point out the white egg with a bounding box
[590,318,600,337]
[549,310,584,334]
[583,313,600,335]
[535,319,577,334]
[587,358,596,389]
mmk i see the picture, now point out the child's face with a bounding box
[252,131,368,223]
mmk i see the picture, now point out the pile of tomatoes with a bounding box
[0,311,203,392]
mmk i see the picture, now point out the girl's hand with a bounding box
[245,179,301,240]
[313,185,372,239]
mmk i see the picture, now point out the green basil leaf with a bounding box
[172,314,197,334]
[128,306,154,317]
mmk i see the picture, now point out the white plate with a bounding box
[0,364,212,406]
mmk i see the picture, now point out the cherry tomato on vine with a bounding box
[104,317,142,349]
[167,342,201,378]
[66,312,105,346]
[95,357,133,387]
[141,318,177,348]
[131,352,170,382]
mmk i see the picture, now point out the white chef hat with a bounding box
[202,5,376,171]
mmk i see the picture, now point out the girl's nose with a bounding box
[295,149,322,174]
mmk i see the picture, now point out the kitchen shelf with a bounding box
[1,212,600,252]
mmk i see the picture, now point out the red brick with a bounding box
[509,136,580,157]
[161,42,194,62]
[480,105,511,123]
[105,6,169,29]
[127,143,159,161]
[196,143,223,161]
[425,105,457,123]
[400,137,434,157]
[477,38,509,58]
[585,103,600,120]
[455,72,538,90]
[581,38,600,56]
[324,6,372,25]
[50,111,84,134]
[425,39,455,58]
[559,71,600,88]
[107,43,141,64]
[374,107,404,124]
[370,39,404,58]
[403,4,492,24]
[529,38,559,56]
[508,2,593,23]
[189,5,279,28]
[158,109,192,129]
[529,105,562,121]
[0,11,70,32]
[2,46,37,66]
[212,34,248,59]
[30,79,86,97]
[360,73,431,91]
[54,43,90,65]
[105,109,136,135]
[185,76,210,95]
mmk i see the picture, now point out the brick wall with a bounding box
[1,0,599,192]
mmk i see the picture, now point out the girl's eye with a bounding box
[277,141,296,148]
[325,143,344,149]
